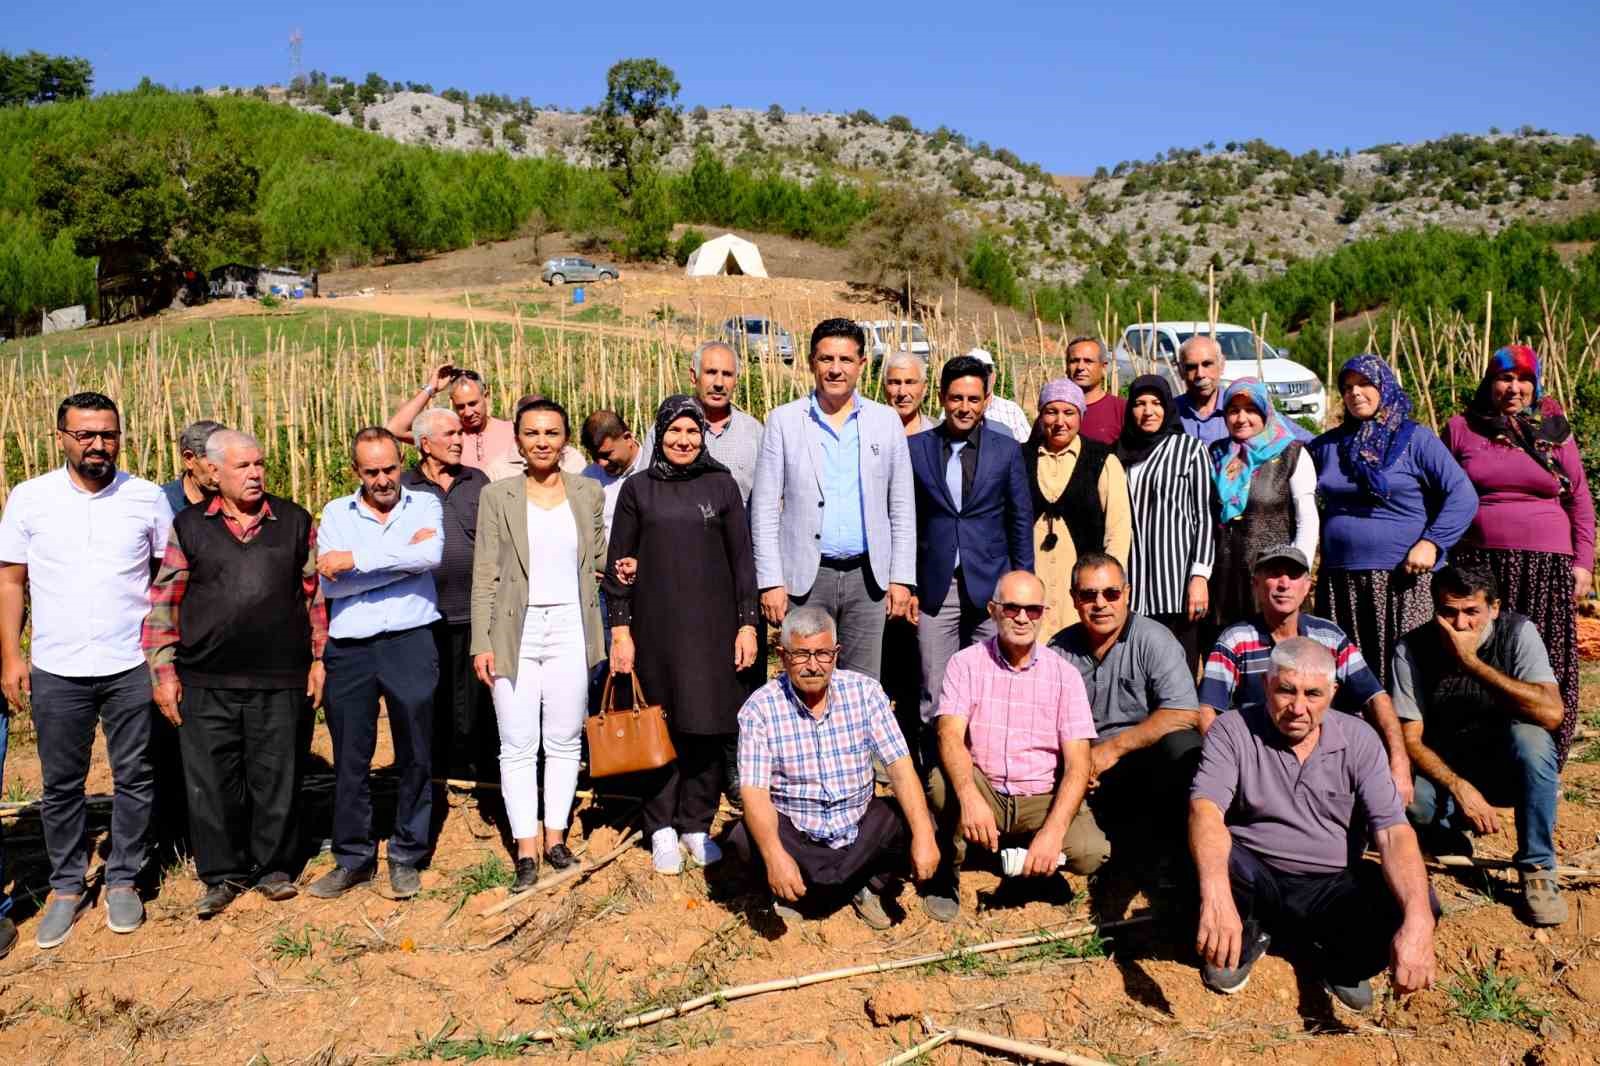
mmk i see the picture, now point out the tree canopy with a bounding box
[0,51,92,107]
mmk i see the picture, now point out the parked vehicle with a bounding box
[1113,321,1328,424]
[720,316,796,362]
[541,256,619,285]
[857,320,934,368]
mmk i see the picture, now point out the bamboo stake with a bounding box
[922,1019,1111,1066]
[477,828,642,918]
[875,1030,954,1066]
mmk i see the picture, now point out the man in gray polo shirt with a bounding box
[1050,552,1202,858]
[1190,637,1436,1012]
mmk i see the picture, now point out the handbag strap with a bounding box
[598,670,652,716]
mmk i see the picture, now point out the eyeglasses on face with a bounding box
[995,602,1045,620]
[1071,585,1125,604]
[59,429,122,444]
[783,647,840,665]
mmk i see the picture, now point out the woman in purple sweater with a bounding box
[1310,355,1478,687]
[1444,345,1595,760]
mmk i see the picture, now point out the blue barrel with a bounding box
[572,286,586,304]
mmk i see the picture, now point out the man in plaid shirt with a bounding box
[731,605,939,929]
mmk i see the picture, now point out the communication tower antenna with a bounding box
[289,29,304,86]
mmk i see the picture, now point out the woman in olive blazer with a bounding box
[471,398,605,888]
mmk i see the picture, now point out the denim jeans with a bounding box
[1407,720,1559,871]
[788,559,886,681]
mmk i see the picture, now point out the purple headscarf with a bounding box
[1038,378,1085,413]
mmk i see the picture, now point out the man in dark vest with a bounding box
[1394,563,1566,926]
[143,430,326,918]
[907,355,1034,761]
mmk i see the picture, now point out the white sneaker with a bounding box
[651,828,683,874]
[681,832,723,867]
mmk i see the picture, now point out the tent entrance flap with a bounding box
[684,233,769,278]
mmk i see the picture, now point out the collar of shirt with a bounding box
[780,672,835,721]
[984,635,1041,672]
[1037,435,1083,460]
[402,462,485,496]
[808,391,862,433]
[938,421,982,452]
[1257,701,1350,759]
[347,486,420,523]
[204,492,275,539]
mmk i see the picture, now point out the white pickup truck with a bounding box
[1112,321,1328,425]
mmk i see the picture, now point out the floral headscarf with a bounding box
[1210,378,1295,523]
[1465,345,1573,498]
[1332,354,1417,499]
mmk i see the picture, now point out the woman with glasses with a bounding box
[606,396,759,874]
[1023,378,1131,641]
[1208,379,1317,626]
[1309,355,1477,685]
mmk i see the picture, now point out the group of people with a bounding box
[0,318,1590,1013]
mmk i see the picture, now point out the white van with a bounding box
[1112,321,1327,423]
[857,320,933,368]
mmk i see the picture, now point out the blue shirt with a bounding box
[809,392,867,559]
[1177,393,1230,445]
[317,487,445,640]
[1199,613,1384,717]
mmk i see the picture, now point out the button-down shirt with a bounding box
[400,463,489,625]
[1199,613,1383,717]
[809,392,867,558]
[1191,701,1405,875]
[643,406,765,505]
[936,637,1097,796]
[460,416,518,473]
[143,495,328,686]
[0,468,172,676]
[738,668,910,848]
[1176,392,1230,445]
[581,442,650,545]
[1050,615,1198,739]
[316,487,444,640]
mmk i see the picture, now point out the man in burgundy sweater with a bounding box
[1066,337,1126,445]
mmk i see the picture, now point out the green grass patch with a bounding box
[397,1018,537,1062]
[1446,964,1547,1030]
[267,924,317,962]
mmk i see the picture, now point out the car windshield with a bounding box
[1175,331,1275,360]
[744,320,768,335]
[901,324,928,343]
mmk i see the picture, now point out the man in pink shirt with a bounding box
[923,570,1104,921]
[1067,337,1126,445]
[387,366,584,479]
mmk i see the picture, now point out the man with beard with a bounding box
[0,392,173,950]
[143,431,326,918]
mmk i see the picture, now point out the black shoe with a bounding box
[307,863,375,900]
[1201,930,1271,995]
[1323,977,1374,1012]
[196,881,243,919]
[255,875,299,902]
[389,862,422,899]
[921,871,961,923]
[544,843,577,870]
[0,917,15,959]
[512,857,540,892]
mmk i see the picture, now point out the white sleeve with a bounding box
[0,486,30,564]
[1290,449,1319,564]
[150,488,174,557]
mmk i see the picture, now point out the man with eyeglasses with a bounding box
[0,392,174,950]
[1174,336,1229,445]
[1050,553,1204,870]
[923,571,1102,922]
[730,605,939,930]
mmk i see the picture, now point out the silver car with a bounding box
[720,316,795,362]
[541,256,619,285]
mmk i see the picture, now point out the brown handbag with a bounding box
[585,672,677,777]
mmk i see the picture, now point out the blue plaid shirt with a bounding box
[738,668,910,848]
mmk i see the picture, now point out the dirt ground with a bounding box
[1,654,1599,1066]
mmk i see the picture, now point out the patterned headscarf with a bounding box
[1465,345,1573,497]
[1116,374,1181,468]
[1210,378,1295,524]
[647,395,730,482]
[1332,354,1417,500]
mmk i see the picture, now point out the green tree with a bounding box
[851,186,966,309]
[0,51,93,107]
[584,58,682,200]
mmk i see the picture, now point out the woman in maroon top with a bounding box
[1443,345,1595,761]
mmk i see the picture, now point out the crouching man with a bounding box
[729,606,939,929]
[1394,564,1567,926]
[1191,637,1437,1012]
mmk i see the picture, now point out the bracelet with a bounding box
[423,383,436,397]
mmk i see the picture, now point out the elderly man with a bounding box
[1066,337,1125,445]
[910,355,1034,730]
[923,571,1102,921]
[884,352,936,436]
[143,431,325,917]
[311,428,444,901]
[641,341,765,504]
[1174,336,1228,444]
[579,410,649,543]
[1191,637,1437,1010]
[388,368,585,479]
[1394,564,1568,926]
[730,605,939,929]
[751,318,915,680]
[1050,553,1203,857]
[1199,544,1412,804]
[161,419,227,514]
[399,409,494,794]
[0,392,172,949]
[936,349,1031,442]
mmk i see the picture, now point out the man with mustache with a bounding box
[642,342,765,505]
[0,392,174,951]
[1066,337,1126,445]
[143,431,326,918]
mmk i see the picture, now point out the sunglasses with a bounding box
[1071,585,1125,604]
[995,602,1045,620]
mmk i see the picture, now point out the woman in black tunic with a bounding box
[605,396,759,874]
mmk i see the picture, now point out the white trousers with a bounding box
[491,604,589,837]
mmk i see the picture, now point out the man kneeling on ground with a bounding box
[1191,637,1436,1011]
[923,571,1104,922]
[1394,563,1568,926]
[729,606,939,929]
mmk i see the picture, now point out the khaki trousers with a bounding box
[927,764,1109,876]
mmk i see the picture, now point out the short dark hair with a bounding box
[809,317,865,361]
[1071,551,1126,588]
[940,355,990,396]
[350,426,401,467]
[1433,563,1500,608]
[1066,336,1106,362]
[515,397,571,439]
[57,391,119,431]
[580,410,629,456]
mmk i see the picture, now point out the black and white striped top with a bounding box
[1125,432,1216,616]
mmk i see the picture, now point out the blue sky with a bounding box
[9,0,1597,173]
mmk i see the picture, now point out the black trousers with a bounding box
[1088,727,1204,849]
[31,666,155,893]
[728,797,908,904]
[641,731,729,836]
[323,627,438,870]
[177,685,309,887]
[430,621,497,783]
[880,615,923,770]
[1229,844,1439,985]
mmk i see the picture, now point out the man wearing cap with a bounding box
[939,349,1031,442]
[1198,543,1412,804]
[1066,337,1125,445]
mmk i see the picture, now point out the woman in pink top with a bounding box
[1443,345,1595,761]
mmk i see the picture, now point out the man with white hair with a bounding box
[1175,335,1229,444]
[1066,337,1125,445]
[399,408,495,795]
[640,341,764,504]
[143,430,326,918]
[730,605,939,929]
[1189,636,1437,1011]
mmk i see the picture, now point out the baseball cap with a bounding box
[965,348,996,368]
[1252,543,1310,573]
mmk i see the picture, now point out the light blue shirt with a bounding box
[1176,393,1230,445]
[318,487,445,640]
[809,392,867,559]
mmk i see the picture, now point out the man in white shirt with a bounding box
[0,392,173,951]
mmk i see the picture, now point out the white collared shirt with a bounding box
[0,467,172,676]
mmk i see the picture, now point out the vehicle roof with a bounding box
[1124,321,1253,334]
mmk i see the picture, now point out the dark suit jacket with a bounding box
[908,426,1035,609]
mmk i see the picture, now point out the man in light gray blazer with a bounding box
[750,318,916,679]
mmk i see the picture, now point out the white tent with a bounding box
[684,233,768,278]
